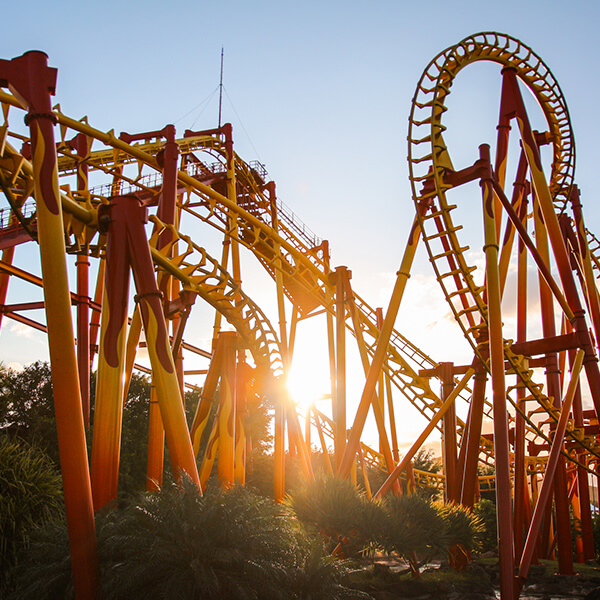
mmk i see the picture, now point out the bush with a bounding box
[436,501,483,551]
[472,498,497,553]
[379,493,445,561]
[12,479,373,599]
[0,435,63,591]
[289,475,385,554]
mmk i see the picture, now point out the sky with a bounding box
[1,0,599,450]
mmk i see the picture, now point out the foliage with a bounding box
[99,480,300,599]
[411,448,443,500]
[0,435,63,592]
[435,501,483,551]
[412,447,442,474]
[115,373,152,497]
[291,544,373,599]
[289,476,483,566]
[7,515,73,600]
[0,362,60,465]
[593,511,600,562]
[378,493,445,561]
[11,480,373,599]
[472,498,497,553]
[289,475,384,553]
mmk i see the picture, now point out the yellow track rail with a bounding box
[407,32,600,466]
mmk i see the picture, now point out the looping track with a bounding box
[407,33,600,471]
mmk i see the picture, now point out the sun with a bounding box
[285,356,332,414]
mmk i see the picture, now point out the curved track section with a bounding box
[408,32,600,464]
[0,89,478,453]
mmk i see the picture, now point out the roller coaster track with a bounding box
[0,88,496,467]
[0,137,284,382]
[407,31,600,465]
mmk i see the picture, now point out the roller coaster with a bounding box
[1,32,599,599]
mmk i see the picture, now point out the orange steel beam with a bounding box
[344,272,398,485]
[0,51,99,598]
[501,67,600,421]
[479,144,515,600]
[0,246,15,330]
[338,211,425,478]
[568,188,600,352]
[90,193,133,510]
[271,182,289,499]
[97,195,200,492]
[513,193,529,562]
[373,367,474,499]
[517,350,585,588]
[532,187,574,574]
[440,362,458,502]
[146,384,164,492]
[217,331,237,488]
[334,266,347,469]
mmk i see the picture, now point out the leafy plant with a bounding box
[472,498,497,553]
[379,493,445,562]
[289,475,385,554]
[13,480,374,600]
[436,501,483,551]
[0,435,63,591]
[291,543,373,599]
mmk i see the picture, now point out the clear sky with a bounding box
[1,0,599,449]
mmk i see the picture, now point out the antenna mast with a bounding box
[218,47,224,128]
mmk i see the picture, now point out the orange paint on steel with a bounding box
[338,214,423,478]
[479,144,516,600]
[0,245,15,329]
[345,273,398,486]
[517,350,585,586]
[146,384,165,491]
[373,368,474,499]
[76,253,91,427]
[217,331,237,487]
[334,266,347,469]
[111,195,200,488]
[0,51,99,598]
[90,207,130,510]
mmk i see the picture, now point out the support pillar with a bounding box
[0,51,99,598]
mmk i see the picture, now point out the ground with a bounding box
[346,556,600,599]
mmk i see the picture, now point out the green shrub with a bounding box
[436,501,483,551]
[0,435,63,590]
[379,493,445,561]
[288,475,385,554]
[12,479,374,599]
[472,498,497,553]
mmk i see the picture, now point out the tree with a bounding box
[472,498,497,553]
[0,362,59,465]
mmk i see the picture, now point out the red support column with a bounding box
[479,144,515,600]
[68,133,91,427]
[0,245,15,330]
[0,51,99,598]
[514,193,529,561]
[532,198,574,574]
[441,362,458,503]
[459,356,487,509]
[107,195,200,488]
[76,253,90,427]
